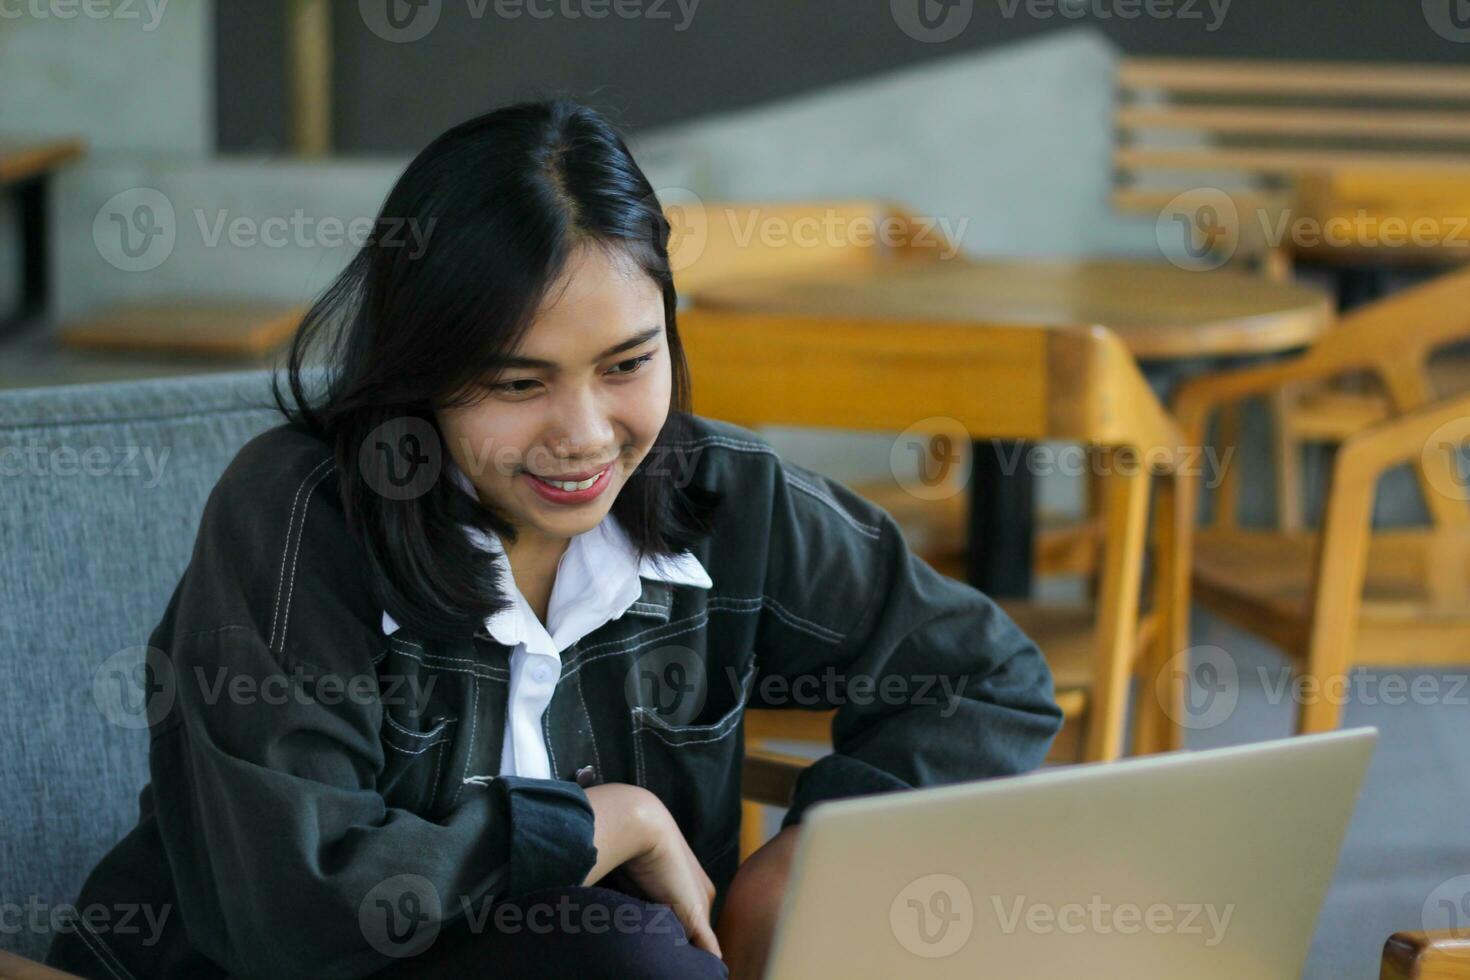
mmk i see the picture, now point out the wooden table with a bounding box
[0,138,86,335]
[690,258,1335,596]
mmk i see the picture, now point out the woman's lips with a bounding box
[522,463,613,505]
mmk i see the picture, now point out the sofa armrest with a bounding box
[1381,930,1470,979]
[0,949,83,979]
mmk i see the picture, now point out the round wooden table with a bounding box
[690,259,1334,361]
[688,258,1336,596]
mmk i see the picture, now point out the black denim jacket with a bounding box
[46,413,1063,980]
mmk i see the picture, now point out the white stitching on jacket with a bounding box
[268,456,333,652]
[276,461,338,653]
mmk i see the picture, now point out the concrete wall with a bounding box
[0,0,213,321]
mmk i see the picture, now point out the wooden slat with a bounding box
[0,138,85,186]
[1116,146,1470,177]
[1116,105,1470,141]
[1120,58,1470,101]
[1381,930,1470,979]
[57,303,306,358]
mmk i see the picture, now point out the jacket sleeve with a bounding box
[748,455,1066,831]
[145,460,597,979]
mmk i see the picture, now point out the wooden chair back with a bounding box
[1113,58,1470,270]
[679,305,1194,765]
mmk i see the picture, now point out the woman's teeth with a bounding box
[531,470,603,491]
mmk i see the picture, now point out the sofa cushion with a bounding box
[0,368,300,963]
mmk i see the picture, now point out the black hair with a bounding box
[271,98,720,642]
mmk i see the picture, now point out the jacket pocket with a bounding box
[378,706,458,818]
[630,659,755,855]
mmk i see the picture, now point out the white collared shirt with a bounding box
[379,503,712,781]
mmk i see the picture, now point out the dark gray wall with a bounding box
[216,0,1470,155]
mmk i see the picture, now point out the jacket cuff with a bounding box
[489,775,599,898]
[779,753,912,831]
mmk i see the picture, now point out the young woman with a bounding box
[47,100,1064,980]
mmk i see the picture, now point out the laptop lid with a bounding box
[763,727,1377,980]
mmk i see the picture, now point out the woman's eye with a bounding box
[608,352,655,376]
[489,378,540,395]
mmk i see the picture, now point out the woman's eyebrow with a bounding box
[490,324,663,371]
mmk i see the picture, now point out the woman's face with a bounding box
[436,243,672,551]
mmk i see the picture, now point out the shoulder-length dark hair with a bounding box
[272,98,720,642]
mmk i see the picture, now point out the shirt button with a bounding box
[532,664,551,684]
[575,765,598,788]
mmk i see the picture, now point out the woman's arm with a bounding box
[751,454,1066,829]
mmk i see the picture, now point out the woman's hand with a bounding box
[581,783,722,959]
[715,825,802,980]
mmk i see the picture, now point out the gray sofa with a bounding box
[0,369,293,965]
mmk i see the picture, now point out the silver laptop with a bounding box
[763,727,1377,980]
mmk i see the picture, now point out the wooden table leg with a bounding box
[968,438,1034,598]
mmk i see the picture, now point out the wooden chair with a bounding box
[677,305,1196,859]
[1172,266,1470,734]
[670,198,1094,582]
[1112,58,1470,533]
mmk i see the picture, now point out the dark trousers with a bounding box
[365,884,729,979]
